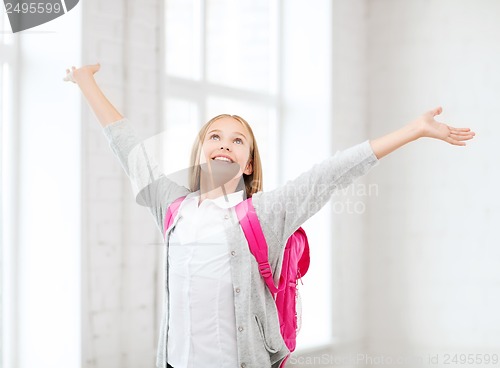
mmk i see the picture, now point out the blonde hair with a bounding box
[189,114,263,197]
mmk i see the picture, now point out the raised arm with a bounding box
[369,106,475,159]
[64,64,123,127]
[64,63,189,233]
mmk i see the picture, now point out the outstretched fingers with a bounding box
[447,139,466,146]
[449,126,472,133]
[450,127,475,138]
[447,125,475,145]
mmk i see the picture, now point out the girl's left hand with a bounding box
[414,106,475,146]
[63,63,101,84]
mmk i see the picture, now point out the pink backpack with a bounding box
[164,196,310,366]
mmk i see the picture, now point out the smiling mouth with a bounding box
[212,157,233,163]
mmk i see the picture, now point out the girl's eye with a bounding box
[209,134,243,145]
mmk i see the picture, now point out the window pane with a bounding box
[163,98,200,178]
[206,0,278,94]
[206,96,278,190]
[164,0,202,80]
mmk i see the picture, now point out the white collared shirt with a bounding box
[167,189,244,368]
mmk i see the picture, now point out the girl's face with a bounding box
[200,117,253,178]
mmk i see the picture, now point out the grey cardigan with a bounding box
[103,119,379,368]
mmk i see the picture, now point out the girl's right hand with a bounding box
[63,63,101,84]
[412,106,475,146]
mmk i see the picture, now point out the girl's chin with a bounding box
[199,161,243,186]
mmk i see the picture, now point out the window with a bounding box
[162,0,333,349]
[163,0,279,189]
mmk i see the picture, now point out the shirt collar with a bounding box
[187,189,245,209]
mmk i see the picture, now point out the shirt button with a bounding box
[224,214,230,219]
[235,288,240,293]
[238,326,244,332]
[231,251,236,256]
[241,364,246,368]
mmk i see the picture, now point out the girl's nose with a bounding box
[220,146,229,151]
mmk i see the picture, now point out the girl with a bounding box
[64,64,475,368]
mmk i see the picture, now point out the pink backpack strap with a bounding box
[163,196,187,238]
[235,198,284,293]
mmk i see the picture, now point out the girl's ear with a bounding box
[244,160,253,175]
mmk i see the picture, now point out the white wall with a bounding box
[292,2,500,367]
[365,0,500,364]
[330,0,369,347]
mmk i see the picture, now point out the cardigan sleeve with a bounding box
[102,118,190,233]
[252,139,379,247]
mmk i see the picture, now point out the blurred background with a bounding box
[1,0,499,367]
